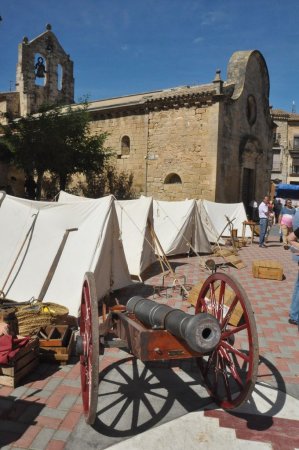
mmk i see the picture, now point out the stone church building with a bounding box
[0,25,274,205]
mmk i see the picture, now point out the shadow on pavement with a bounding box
[229,354,287,430]
[90,353,287,438]
[0,395,44,447]
[91,356,213,438]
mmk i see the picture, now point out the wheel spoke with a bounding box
[220,340,250,362]
[98,394,127,415]
[131,397,139,429]
[196,272,259,409]
[219,357,232,402]
[253,385,275,407]
[219,344,244,388]
[221,323,248,339]
[217,280,226,322]
[220,295,239,329]
[147,390,168,400]
[141,393,157,417]
[116,365,134,384]
[202,351,216,377]
[102,378,126,387]
[209,282,217,316]
[110,398,132,428]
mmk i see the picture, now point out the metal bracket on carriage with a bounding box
[98,304,129,350]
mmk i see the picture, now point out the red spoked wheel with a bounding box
[195,272,259,409]
[79,272,99,424]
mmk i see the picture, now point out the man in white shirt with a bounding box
[258,196,269,247]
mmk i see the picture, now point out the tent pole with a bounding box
[148,222,189,297]
[38,227,78,300]
[0,212,39,298]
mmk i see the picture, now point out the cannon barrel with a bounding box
[126,296,221,354]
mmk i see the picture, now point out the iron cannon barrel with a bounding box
[126,296,221,354]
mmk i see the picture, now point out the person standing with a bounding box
[249,199,259,222]
[287,229,299,327]
[265,200,275,243]
[273,198,282,223]
[278,199,296,250]
[258,195,269,248]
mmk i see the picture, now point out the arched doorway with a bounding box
[239,136,263,214]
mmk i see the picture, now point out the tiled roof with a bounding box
[85,83,216,112]
[271,109,299,121]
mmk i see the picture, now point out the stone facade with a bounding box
[0,24,74,124]
[270,109,299,186]
[87,50,273,204]
[0,27,274,205]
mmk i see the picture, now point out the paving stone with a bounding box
[30,427,56,450]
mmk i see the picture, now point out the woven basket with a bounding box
[15,301,69,336]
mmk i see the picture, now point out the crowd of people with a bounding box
[253,195,299,328]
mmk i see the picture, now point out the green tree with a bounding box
[0,103,110,199]
[78,164,135,200]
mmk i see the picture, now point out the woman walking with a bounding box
[278,199,296,249]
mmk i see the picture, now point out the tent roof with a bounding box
[0,194,131,316]
[58,191,156,277]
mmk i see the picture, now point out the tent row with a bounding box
[0,191,249,317]
[57,191,250,273]
[0,193,131,317]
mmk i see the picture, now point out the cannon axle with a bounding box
[126,296,221,354]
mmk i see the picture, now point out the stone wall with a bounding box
[89,112,148,194]
[146,104,219,200]
[88,100,220,201]
[217,51,273,205]
[16,25,74,116]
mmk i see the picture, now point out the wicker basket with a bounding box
[15,301,69,336]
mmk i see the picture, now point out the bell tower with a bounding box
[16,24,74,115]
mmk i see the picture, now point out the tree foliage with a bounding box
[72,164,135,200]
[0,103,110,198]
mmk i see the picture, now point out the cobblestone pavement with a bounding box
[1,227,299,450]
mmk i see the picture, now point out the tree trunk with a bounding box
[59,173,67,192]
[36,171,43,200]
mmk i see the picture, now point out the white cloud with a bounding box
[193,36,204,44]
[201,10,229,26]
[121,44,129,51]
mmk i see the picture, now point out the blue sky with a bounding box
[0,0,298,111]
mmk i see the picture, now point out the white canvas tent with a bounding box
[58,191,156,278]
[0,193,132,317]
[115,197,156,278]
[153,199,212,256]
[197,200,250,243]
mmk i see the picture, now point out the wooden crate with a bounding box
[188,281,243,326]
[252,259,283,281]
[38,326,75,364]
[0,338,39,387]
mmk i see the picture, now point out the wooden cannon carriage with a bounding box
[76,269,259,425]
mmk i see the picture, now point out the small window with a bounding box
[34,53,47,86]
[164,173,182,184]
[57,64,63,90]
[272,150,281,172]
[294,136,299,149]
[121,136,130,155]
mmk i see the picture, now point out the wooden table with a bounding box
[242,220,257,244]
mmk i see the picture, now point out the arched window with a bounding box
[121,136,130,156]
[164,173,182,184]
[34,53,47,86]
[57,64,63,90]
